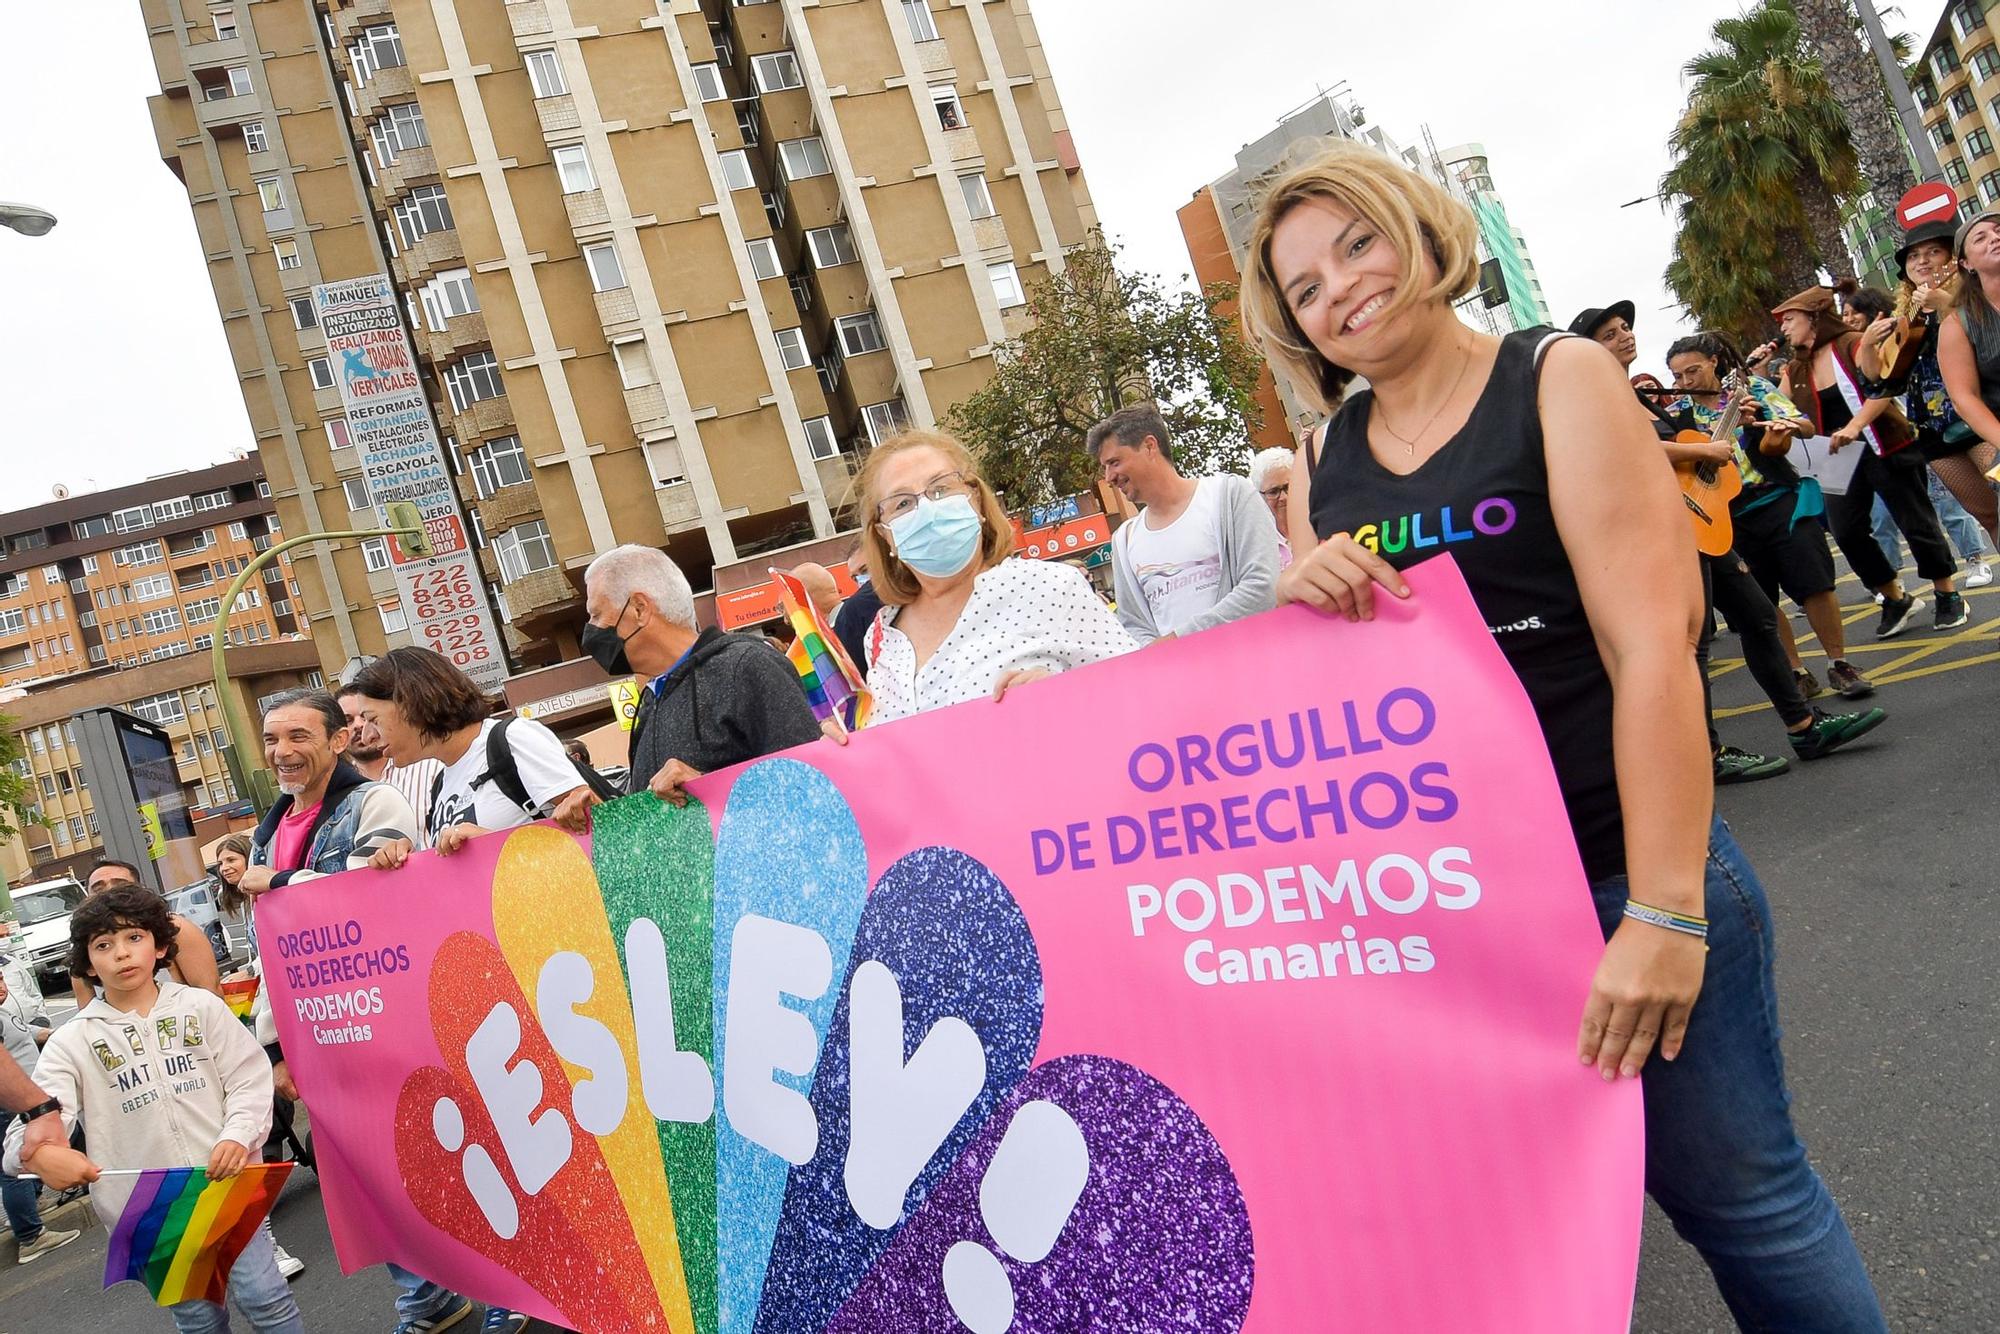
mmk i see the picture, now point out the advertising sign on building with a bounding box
[314,274,506,691]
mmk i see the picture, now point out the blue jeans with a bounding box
[389,1262,466,1322]
[1,1171,42,1242]
[1872,478,1990,569]
[1589,820,1887,1332]
[169,1221,303,1333]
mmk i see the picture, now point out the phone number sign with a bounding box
[316,274,507,692]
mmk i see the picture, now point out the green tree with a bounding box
[0,717,44,846]
[944,235,1263,508]
[1790,0,1918,210]
[1663,0,1863,341]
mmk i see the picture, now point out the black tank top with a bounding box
[1309,328,1624,881]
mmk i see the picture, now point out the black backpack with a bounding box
[429,716,621,831]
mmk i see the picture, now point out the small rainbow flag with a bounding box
[104,1163,293,1307]
[773,568,871,732]
[221,978,260,1025]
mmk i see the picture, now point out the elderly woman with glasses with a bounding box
[851,429,1134,724]
[1248,446,1296,568]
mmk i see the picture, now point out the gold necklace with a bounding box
[1376,337,1474,457]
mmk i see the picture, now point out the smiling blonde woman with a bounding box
[1240,141,1885,1332]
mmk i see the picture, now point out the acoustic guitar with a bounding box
[1871,274,1960,384]
[1673,371,1745,558]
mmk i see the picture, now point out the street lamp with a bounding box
[0,204,57,238]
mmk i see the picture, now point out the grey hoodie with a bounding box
[3,981,272,1227]
[1110,474,1280,644]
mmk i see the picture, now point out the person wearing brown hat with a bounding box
[1773,284,1965,637]
[1934,210,2000,572]
[1857,215,1999,572]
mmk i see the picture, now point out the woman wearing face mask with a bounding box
[853,430,1133,723]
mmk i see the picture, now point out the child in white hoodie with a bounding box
[5,887,302,1333]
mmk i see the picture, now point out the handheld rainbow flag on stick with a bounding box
[104,1163,293,1307]
[773,568,871,732]
[220,977,260,1026]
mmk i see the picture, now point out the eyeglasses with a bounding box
[876,470,973,522]
[1260,483,1290,501]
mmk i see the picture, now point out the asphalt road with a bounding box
[0,567,1992,1332]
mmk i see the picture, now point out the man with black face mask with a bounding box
[556,544,821,831]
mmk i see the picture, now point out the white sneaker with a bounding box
[16,1226,79,1264]
[1967,561,1994,588]
[273,1241,305,1280]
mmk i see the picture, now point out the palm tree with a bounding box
[1663,0,1863,334]
[1791,0,1918,210]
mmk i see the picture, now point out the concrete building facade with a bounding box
[142,0,1096,673]
[1178,93,1550,442]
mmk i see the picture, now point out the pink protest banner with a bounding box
[259,558,1642,1332]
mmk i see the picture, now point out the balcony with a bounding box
[507,0,553,37]
[195,90,260,131]
[564,187,609,229]
[480,484,542,528]
[915,40,953,76]
[433,310,491,358]
[378,144,439,198]
[398,228,466,285]
[503,566,577,620]
[351,65,417,125]
[454,397,516,440]
[971,214,1008,252]
[658,483,702,532]
[593,287,640,329]
[624,383,671,428]
[184,35,248,73]
[941,125,980,162]
[536,95,581,135]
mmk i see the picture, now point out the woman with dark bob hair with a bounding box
[1238,141,1884,1329]
[348,647,589,863]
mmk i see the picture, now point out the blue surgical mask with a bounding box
[888,494,983,578]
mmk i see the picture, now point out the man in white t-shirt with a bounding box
[1089,402,1278,644]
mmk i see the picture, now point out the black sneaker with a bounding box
[1793,667,1826,699]
[1713,745,1791,784]
[1789,706,1888,760]
[1826,660,1875,697]
[1875,593,1924,638]
[1935,590,1969,629]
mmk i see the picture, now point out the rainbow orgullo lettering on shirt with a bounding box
[1346,497,1518,557]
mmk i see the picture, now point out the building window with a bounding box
[342,478,372,511]
[350,23,405,83]
[805,223,858,268]
[862,399,911,445]
[959,172,996,219]
[207,65,253,100]
[443,351,504,411]
[495,520,558,582]
[255,177,286,213]
[379,601,408,634]
[612,340,657,390]
[774,327,812,370]
[835,311,887,357]
[213,7,238,39]
[243,120,268,153]
[469,435,530,497]
[762,190,785,230]
[553,144,596,193]
[142,608,183,635]
[113,540,164,566]
[1982,169,2000,204]
[691,62,726,103]
[185,596,221,624]
[1951,88,1978,120]
[273,238,300,269]
[737,105,762,146]
[371,101,430,161]
[1916,78,1939,111]
[902,0,940,42]
[131,575,173,601]
[930,84,965,130]
[778,136,832,181]
[1935,44,1963,81]
[752,51,803,93]
[745,236,783,281]
[719,149,756,191]
[393,184,454,246]
[289,296,317,330]
[327,418,353,451]
[579,242,626,294]
[801,415,840,461]
[419,267,480,328]
[1957,0,1987,40]
[1974,46,2000,83]
[988,260,1026,308]
[308,356,335,390]
[1970,127,1997,160]
[524,48,567,98]
[131,691,187,725]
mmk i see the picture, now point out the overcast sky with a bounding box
[0,2,1946,500]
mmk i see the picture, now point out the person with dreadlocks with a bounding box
[1664,330,1887,776]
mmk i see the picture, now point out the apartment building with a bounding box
[1913,0,2000,223]
[1178,93,1550,443]
[0,457,321,884]
[142,0,1095,673]
[0,640,324,887]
